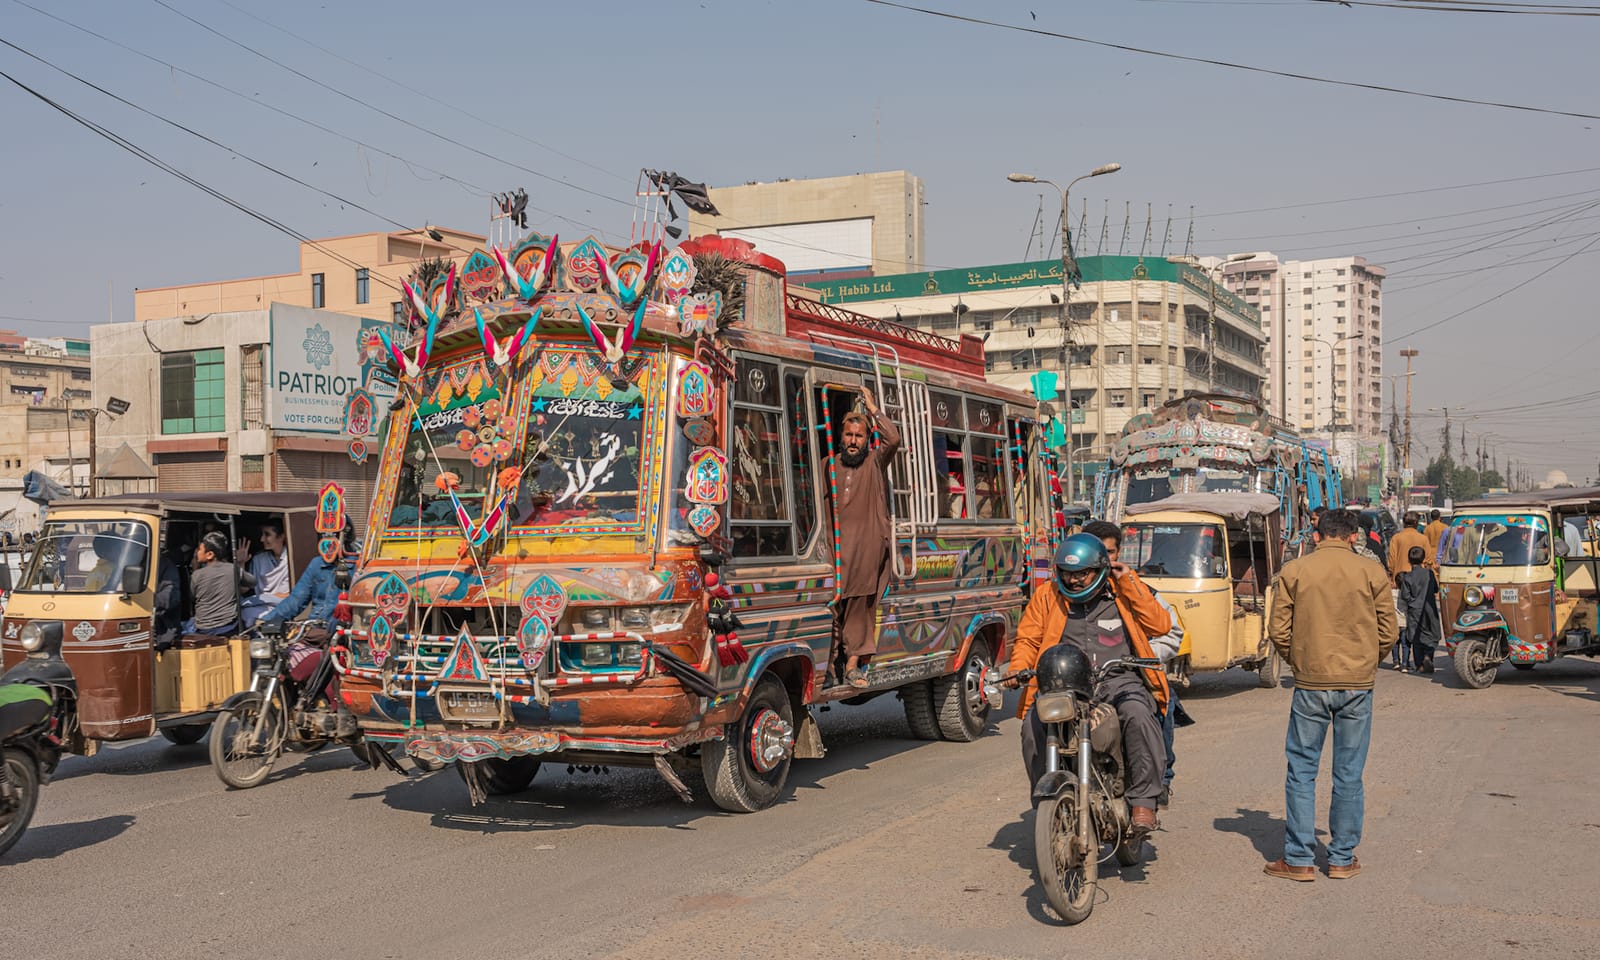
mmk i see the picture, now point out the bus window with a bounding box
[731,358,792,556]
[1008,420,1032,524]
[784,372,818,554]
[970,435,1005,519]
[935,431,969,520]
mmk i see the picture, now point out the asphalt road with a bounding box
[5,658,1599,960]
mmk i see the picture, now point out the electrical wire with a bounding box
[148,0,633,211]
[1310,0,1600,16]
[0,66,411,297]
[0,35,419,233]
[864,1,1600,120]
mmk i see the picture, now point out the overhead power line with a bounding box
[1310,0,1600,16]
[1390,229,1600,341]
[864,0,1600,120]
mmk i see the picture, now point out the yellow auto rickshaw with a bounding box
[1439,489,1600,688]
[0,492,320,753]
[1119,492,1285,688]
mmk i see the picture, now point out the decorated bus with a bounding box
[1094,393,1340,550]
[330,213,1057,811]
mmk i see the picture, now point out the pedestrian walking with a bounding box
[1396,546,1442,674]
[1264,508,1398,882]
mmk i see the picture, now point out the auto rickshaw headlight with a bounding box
[1464,586,1485,607]
[19,620,62,656]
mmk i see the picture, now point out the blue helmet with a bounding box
[1054,532,1111,603]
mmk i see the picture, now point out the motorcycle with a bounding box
[1020,647,1166,924]
[208,619,403,789]
[0,621,78,857]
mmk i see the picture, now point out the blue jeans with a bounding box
[1283,688,1373,867]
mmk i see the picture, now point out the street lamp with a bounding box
[1007,162,1121,503]
[1309,332,1364,434]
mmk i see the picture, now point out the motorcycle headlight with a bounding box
[1464,586,1484,607]
[249,638,273,659]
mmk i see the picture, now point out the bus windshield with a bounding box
[384,346,655,533]
[16,520,152,595]
[1439,514,1550,567]
[1119,522,1226,579]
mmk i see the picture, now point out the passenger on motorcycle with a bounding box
[259,522,355,737]
[1005,533,1173,837]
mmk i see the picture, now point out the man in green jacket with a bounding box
[1264,508,1397,882]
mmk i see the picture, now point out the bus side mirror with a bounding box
[121,564,147,597]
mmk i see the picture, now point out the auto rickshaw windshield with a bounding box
[1119,522,1227,578]
[16,519,153,594]
[1439,514,1550,567]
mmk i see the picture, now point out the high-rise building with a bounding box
[1221,254,1385,440]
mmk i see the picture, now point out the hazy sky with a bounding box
[2,0,1597,480]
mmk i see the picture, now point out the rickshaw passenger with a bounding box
[239,522,290,627]
[187,532,248,638]
[153,552,183,651]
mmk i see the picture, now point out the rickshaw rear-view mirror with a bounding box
[1555,539,1571,558]
[0,563,11,592]
[121,564,146,597]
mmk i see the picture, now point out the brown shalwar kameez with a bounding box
[830,409,902,657]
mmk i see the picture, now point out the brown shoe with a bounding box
[1131,805,1159,833]
[1264,859,1315,882]
[1327,858,1361,879]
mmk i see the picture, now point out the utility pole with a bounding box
[1399,348,1418,471]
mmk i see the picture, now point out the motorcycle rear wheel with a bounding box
[0,747,40,858]
[1035,791,1097,924]
[209,695,286,790]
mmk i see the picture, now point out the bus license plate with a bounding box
[440,691,499,721]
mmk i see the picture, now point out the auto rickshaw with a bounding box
[0,492,320,753]
[1439,489,1600,689]
[1119,492,1284,688]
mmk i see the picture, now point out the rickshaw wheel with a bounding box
[1035,791,1096,924]
[209,694,285,789]
[0,747,40,859]
[1257,651,1283,689]
[1452,638,1500,689]
[159,724,208,746]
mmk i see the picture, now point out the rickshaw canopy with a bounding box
[1125,491,1281,521]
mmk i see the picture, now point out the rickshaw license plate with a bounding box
[439,690,500,721]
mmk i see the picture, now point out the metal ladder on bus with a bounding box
[804,331,937,581]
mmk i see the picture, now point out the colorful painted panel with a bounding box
[675,361,715,419]
[685,448,729,505]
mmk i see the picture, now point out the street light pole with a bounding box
[1009,162,1121,503]
[1309,332,1365,434]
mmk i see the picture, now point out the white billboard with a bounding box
[267,303,398,433]
[719,217,872,274]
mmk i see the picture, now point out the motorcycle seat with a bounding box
[0,685,51,741]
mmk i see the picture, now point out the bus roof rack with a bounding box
[785,294,985,377]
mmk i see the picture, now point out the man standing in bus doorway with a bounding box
[830,388,901,689]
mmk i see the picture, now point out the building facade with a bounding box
[1220,254,1385,440]
[798,256,1267,463]
[689,171,925,279]
[0,335,92,484]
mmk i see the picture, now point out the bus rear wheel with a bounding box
[902,680,941,740]
[933,643,993,742]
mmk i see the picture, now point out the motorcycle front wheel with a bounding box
[1035,790,1097,924]
[0,747,40,858]
[209,694,286,790]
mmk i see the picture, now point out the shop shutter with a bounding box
[154,451,226,492]
[275,450,381,537]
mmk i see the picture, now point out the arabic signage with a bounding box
[797,255,1259,328]
[268,303,399,433]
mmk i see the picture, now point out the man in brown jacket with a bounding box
[1388,511,1431,579]
[1265,508,1397,882]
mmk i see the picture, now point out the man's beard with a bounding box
[839,446,868,468]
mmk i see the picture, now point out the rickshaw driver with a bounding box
[827,388,901,690]
[1002,533,1173,838]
